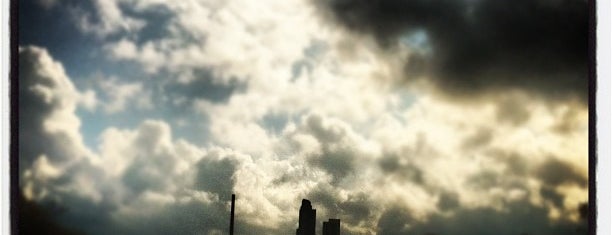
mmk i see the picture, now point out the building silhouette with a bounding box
[296,199,316,235]
[322,219,340,235]
[226,196,342,235]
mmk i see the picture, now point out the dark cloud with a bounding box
[31,186,267,235]
[301,114,357,184]
[313,0,588,102]
[378,154,401,172]
[309,148,356,184]
[495,97,531,126]
[42,192,118,235]
[165,69,244,104]
[307,186,376,229]
[110,199,229,235]
[540,186,565,208]
[378,154,424,185]
[194,153,239,200]
[465,167,528,194]
[437,191,460,211]
[466,170,501,190]
[461,128,493,150]
[18,192,86,235]
[578,202,588,222]
[485,149,530,176]
[536,158,587,188]
[376,207,413,235]
[305,114,347,143]
[339,194,374,224]
[308,184,340,208]
[405,200,587,235]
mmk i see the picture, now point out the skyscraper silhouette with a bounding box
[322,219,340,235]
[296,199,316,235]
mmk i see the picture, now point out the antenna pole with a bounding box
[230,194,235,235]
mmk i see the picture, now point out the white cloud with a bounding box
[70,0,145,38]
[18,46,111,208]
[101,0,321,83]
[18,46,94,170]
[97,77,152,114]
[77,89,98,111]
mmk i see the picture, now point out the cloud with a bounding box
[97,77,152,114]
[285,114,379,186]
[164,69,243,104]
[311,0,588,102]
[100,0,320,83]
[18,46,93,175]
[495,94,532,126]
[120,121,190,194]
[37,0,59,10]
[69,0,145,38]
[437,191,460,211]
[18,191,85,235]
[536,158,587,188]
[461,127,494,151]
[376,207,413,235]
[373,189,587,235]
[403,200,587,235]
[20,44,589,233]
[76,89,98,111]
[19,0,589,233]
[309,187,375,226]
[194,150,239,199]
[104,39,165,74]
[18,46,126,232]
[308,148,355,184]
[19,46,235,234]
[378,153,425,185]
[111,196,230,235]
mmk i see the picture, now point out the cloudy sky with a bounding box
[18,0,589,234]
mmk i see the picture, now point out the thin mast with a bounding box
[230,194,235,235]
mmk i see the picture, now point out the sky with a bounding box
[17,0,589,234]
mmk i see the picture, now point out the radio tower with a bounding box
[229,194,235,235]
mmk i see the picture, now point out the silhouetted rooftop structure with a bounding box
[296,199,316,235]
[322,219,340,235]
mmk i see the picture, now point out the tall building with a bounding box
[322,219,340,235]
[296,199,316,235]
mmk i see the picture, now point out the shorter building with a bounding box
[322,219,340,235]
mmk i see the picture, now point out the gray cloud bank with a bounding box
[313,0,588,102]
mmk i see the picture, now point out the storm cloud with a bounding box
[313,0,588,102]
